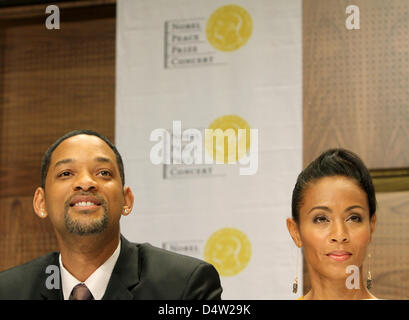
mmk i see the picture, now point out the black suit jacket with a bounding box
[0,235,222,300]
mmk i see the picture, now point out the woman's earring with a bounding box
[292,277,298,294]
[124,208,129,215]
[292,247,300,294]
[367,253,372,289]
[41,211,45,217]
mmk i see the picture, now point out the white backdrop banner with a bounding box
[116,0,302,299]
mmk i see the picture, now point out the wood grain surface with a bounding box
[0,3,115,271]
[303,0,409,169]
[0,196,57,271]
[365,191,409,299]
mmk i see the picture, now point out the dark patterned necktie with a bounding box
[69,283,94,300]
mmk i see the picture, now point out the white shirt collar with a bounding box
[59,239,121,300]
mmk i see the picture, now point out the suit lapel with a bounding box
[39,253,64,300]
[102,235,140,300]
[40,285,63,300]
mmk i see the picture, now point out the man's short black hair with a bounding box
[40,129,125,188]
[291,148,376,223]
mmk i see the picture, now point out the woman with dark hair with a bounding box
[287,148,379,300]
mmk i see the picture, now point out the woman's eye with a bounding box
[348,215,362,223]
[313,215,328,224]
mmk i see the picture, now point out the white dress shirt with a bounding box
[59,239,121,300]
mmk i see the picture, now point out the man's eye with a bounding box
[57,171,72,178]
[98,170,112,177]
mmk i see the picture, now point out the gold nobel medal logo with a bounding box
[206,5,253,52]
[204,228,251,277]
[205,114,251,164]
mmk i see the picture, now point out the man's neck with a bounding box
[57,232,120,282]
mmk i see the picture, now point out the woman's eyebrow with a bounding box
[345,205,365,212]
[307,205,365,215]
[308,206,331,214]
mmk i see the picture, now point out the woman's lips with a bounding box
[327,251,352,262]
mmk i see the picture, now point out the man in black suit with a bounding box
[0,130,222,300]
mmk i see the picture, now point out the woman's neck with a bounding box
[305,268,375,300]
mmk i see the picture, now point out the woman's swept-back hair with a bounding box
[291,148,376,223]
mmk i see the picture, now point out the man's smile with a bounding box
[68,194,104,212]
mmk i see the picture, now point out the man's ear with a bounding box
[122,186,134,216]
[33,187,47,219]
[286,218,303,248]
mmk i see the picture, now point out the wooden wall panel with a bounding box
[0,196,57,271]
[303,0,409,169]
[366,191,409,299]
[0,3,115,271]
